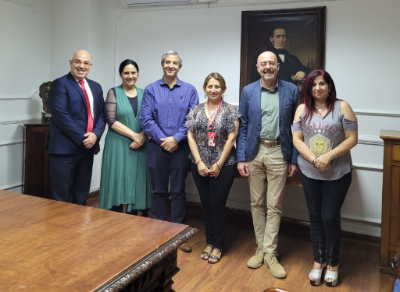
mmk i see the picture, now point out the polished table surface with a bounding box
[0,190,196,291]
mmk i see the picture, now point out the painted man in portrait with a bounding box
[251,27,311,85]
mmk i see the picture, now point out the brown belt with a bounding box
[259,139,281,147]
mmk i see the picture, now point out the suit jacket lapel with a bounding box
[67,73,88,110]
[253,82,262,121]
[278,79,284,112]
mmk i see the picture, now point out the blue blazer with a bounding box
[237,79,299,164]
[48,72,105,155]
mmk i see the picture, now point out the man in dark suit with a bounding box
[237,51,299,278]
[48,50,105,205]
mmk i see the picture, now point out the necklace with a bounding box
[315,105,325,114]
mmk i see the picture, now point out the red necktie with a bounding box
[78,80,93,132]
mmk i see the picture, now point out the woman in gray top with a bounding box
[292,70,358,287]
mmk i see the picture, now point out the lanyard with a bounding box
[207,100,222,131]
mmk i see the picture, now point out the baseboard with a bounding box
[88,190,99,199]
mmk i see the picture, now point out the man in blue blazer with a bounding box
[237,51,299,278]
[48,50,105,205]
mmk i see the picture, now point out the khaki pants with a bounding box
[247,144,287,254]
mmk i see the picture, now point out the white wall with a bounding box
[0,0,52,193]
[100,0,400,237]
[1,0,399,237]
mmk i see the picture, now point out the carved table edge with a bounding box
[94,226,198,292]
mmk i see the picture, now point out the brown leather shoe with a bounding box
[179,242,192,252]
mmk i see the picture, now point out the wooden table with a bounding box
[0,190,197,291]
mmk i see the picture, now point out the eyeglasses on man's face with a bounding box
[72,59,91,67]
[258,61,277,68]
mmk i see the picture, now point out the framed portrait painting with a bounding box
[240,6,326,93]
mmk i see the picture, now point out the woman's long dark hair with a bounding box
[299,69,339,125]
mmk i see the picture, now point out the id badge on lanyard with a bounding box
[207,100,222,147]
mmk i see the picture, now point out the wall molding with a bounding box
[119,0,341,12]
[1,183,22,191]
[0,0,39,100]
[90,186,99,193]
[0,114,41,125]
[353,109,400,118]
[0,91,38,100]
[0,140,23,147]
[353,162,383,171]
[358,134,383,146]
[219,106,400,120]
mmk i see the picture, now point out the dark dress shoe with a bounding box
[179,242,192,252]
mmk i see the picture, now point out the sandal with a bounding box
[208,248,222,264]
[325,267,339,287]
[200,244,213,260]
[309,265,326,286]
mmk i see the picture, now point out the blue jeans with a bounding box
[298,169,352,267]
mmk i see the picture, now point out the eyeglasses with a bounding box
[258,61,277,67]
[72,59,91,67]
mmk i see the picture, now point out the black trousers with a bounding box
[191,163,236,250]
[298,169,352,267]
[50,148,94,205]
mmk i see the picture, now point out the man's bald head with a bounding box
[72,50,91,61]
[257,51,278,65]
[256,51,280,83]
[69,50,92,80]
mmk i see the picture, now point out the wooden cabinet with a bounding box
[380,130,400,274]
[23,120,51,199]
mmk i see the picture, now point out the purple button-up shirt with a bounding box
[140,78,199,145]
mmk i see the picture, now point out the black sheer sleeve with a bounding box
[105,88,117,127]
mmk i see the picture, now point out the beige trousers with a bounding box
[247,144,287,254]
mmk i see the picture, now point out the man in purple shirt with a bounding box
[140,50,199,252]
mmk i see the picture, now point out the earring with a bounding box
[328,91,333,98]
[204,93,207,99]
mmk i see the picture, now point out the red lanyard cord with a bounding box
[207,100,222,131]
